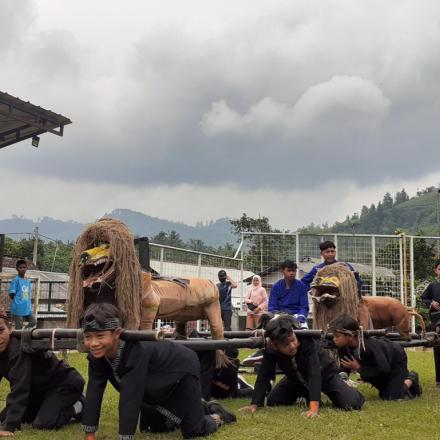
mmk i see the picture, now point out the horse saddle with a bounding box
[152,275,190,288]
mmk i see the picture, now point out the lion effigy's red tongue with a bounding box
[83,278,99,288]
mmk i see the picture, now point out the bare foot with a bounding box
[210,414,222,427]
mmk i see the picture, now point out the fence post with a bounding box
[371,236,376,296]
[295,233,300,263]
[159,247,164,274]
[399,236,404,304]
[240,243,244,311]
[197,254,202,278]
[333,234,338,259]
[48,281,52,313]
[409,236,416,332]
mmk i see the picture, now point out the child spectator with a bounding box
[8,260,37,329]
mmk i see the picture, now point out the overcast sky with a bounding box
[1,0,440,230]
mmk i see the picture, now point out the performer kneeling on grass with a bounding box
[81,303,236,440]
[240,314,364,417]
[0,310,84,437]
[329,315,422,400]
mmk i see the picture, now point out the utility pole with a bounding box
[32,227,39,266]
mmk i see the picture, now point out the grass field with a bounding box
[2,349,440,440]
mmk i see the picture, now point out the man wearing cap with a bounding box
[216,271,237,331]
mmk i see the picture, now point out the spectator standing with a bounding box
[8,259,37,329]
[245,275,268,329]
[217,270,237,331]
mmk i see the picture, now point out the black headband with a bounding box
[82,317,120,332]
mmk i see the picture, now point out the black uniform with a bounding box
[81,339,218,439]
[0,337,84,432]
[338,337,420,400]
[251,336,364,410]
[421,280,440,382]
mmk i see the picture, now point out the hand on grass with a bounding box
[302,409,319,418]
[302,401,319,418]
[239,404,257,414]
[340,356,360,371]
[0,432,14,437]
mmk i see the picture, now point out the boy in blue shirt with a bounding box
[8,260,37,329]
[268,260,309,327]
[301,241,363,294]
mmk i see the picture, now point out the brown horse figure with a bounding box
[67,218,224,340]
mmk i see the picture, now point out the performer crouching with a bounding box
[329,315,422,400]
[0,311,84,436]
[240,314,364,417]
[81,303,236,440]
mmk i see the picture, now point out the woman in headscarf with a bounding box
[245,275,268,330]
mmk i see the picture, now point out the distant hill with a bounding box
[301,187,440,235]
[0,209,235,247]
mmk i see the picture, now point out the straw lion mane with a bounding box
[67,218,224,339]
[311,263,370,330]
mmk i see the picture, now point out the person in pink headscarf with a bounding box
[245,275,268,330]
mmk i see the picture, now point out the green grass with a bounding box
[2,349,439,440]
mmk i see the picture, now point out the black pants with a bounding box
[12,314,37,329]
[140,374,217,439]
[368,361,412,400]
[197,351,216,400]
[267,374,364,410]
[6,372,84,430]
[430,314,440,383]
[221,310,232,331]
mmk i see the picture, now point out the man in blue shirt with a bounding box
[301,241,363,295]
[217,270,237,331]
[268,260,309,327]
[8,259,37,329]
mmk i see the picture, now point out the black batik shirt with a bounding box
[81,339,200,440]
[0,337,83,432]
[251,336,339,406]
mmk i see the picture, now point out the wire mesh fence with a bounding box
[238,232,440,309]
[1,233,439,331]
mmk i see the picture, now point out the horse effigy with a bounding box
[67,218,224,339]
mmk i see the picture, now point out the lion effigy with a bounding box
[67,218,224,340]
[310,263,371,330]
[309,263,425,340]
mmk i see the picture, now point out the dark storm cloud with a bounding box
[2,1,440,191]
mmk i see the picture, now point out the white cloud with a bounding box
[201,76,390,138]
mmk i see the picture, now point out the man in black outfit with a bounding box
[240,314,364,417]
[329,315,422,400]
[81,303,236,440]
[421,258,440,387]
[217,270,237,331]
[0,311,84,435]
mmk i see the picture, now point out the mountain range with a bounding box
[0,209,234,247]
